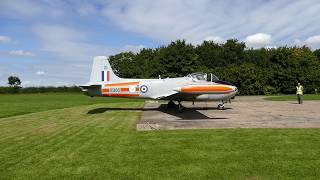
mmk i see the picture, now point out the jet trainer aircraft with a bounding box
[81,56,238,112]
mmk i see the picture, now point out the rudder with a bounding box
[89,56,121,84]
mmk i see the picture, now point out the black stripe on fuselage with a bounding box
[214,80,235,86]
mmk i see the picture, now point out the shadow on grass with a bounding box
[88,104,230,120]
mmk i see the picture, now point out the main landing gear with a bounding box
[167,100,184,113]
[167,100,176,109]
[177,101,184,113]
[168,100,226,111]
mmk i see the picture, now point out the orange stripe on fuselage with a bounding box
[102,94,139,97]
[120,88,129,92]
[102,89,109,93]
[104,82,139,87]
[181,86,232,93]
[102,87,140,93]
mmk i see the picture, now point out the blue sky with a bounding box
[1,0,320,86]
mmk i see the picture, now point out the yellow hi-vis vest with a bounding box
[296,85,303,95]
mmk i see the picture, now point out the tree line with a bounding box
[0,76,81,94]
[109,39,320,95]
[0,86,81,94]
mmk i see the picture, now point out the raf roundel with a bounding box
[140,85,148,93]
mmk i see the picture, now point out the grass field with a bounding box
[0,93,143,118]
[1,93,320,179]
[264,94,320,101]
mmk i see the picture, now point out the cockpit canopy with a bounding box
[188,73,207,81]
[187,73,219,82]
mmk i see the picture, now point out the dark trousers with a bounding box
[297,94,303,104]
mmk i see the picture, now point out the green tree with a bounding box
[244,48,272,67]
[214,63,266,95]
[108,52,137,78]
[107,39,320,95]
[314,49,320,60]
[195,40,223,69]
[155,40,198,77]
[222,39,246,66]
[8,76,21,87]
[134,48,161,78]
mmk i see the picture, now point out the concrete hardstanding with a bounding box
[137,96,320,130]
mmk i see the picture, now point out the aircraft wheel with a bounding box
[176,102,184,113]
[167,100,176,109]
[218,104,225,110]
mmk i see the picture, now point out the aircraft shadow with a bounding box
[87,104,230,120]
[87,107,151,114]
[157,104,229,120]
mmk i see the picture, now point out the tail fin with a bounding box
[89,56,121,84]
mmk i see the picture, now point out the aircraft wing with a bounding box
[152,91,197,101]
[79,84,101,93]
[80,84,101,89]
[152,92,179,100]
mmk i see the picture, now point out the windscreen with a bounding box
[188,73,207,81]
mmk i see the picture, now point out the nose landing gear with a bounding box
[217,100,225,110]
[217,103,225,110]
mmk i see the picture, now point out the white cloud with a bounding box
[9,50,35,56]
[0,35,11,43]
[0,0,42,17]
[305,35,320,45]
[121,44,145,53]
[265,45,277,49]
[55,81,72,86]
[3,0,320,86]
[0,0,66,19]
[21,80,31,86]
[29,24,129,86]
[36,71,45,75]
[245,33,272,48]
[204,36,225,44]
[293,35,320,49]
[29,24,150,86]
[76,3,97,16]
[103,0,320,47]
[32,24,112,61]
[294,39,301,45]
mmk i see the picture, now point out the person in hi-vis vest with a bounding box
[296,82,304,104]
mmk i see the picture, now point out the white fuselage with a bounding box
[82,56,238,103]
[85,76,237,102]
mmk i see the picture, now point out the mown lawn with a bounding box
[0,93,142,118]
[0,94,320,179]
[264,94,320,101]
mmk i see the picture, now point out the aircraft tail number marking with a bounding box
[102,82,141,97]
